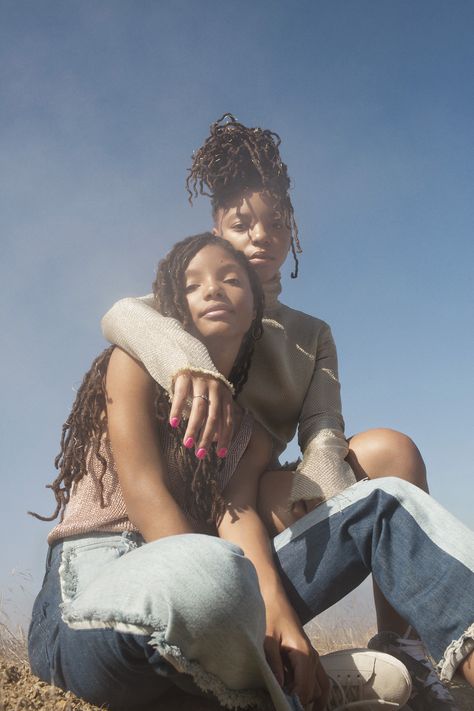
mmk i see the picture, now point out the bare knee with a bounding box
[347,428,428,491]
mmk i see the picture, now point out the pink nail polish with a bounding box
[196,448,207,459]
[217,447,228,458]
[184,437,194,449]
[169,417,180,429]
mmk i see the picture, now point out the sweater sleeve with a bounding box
[289,323,356,503]
[101,295,234,395]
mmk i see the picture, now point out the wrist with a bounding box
[259,575,289,605]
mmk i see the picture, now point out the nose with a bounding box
[204,279,224,298]
[249,221,270,245]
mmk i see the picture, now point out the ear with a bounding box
[212,226,219,236]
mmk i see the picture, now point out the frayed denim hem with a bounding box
[149,631,272,710]
[438,622,474,681]
[61,613,273,710]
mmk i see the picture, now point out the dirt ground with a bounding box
[1,656,473,711]
[0,659,227,711]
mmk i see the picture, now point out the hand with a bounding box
[170,373,234,458]
[264,597,330,710]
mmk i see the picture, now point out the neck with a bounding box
[262,272,282,311]
[205,336,241,379]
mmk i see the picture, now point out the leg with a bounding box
[258,429,427,535]
[258,429,429,634]
[272,478,474,685]
[346,428,428,491]
[347,428,428,636]
[29,532,293,711]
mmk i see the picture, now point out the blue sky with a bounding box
[1,1,473,624]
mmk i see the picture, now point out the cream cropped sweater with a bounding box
[101,276,356,503]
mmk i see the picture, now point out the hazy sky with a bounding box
[2,0,473,624]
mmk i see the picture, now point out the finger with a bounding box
[215,386,234,455]
[182,380,210,452]
[305,655,330,711]
[288,646,321,707]
[315,658,330,710]
[197,384,221,455]
[264,637,285,688]
[169,374,192,427]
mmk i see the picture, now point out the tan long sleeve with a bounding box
[288,325,356,503]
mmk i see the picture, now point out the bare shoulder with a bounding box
[106,347,154,395]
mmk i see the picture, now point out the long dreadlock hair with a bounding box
[30,232,264,527]
[186,113,302,278]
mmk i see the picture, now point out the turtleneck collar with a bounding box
[262,273,282,313]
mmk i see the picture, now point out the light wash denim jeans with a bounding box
[29,478,474,710]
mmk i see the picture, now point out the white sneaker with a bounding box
[320,648,412,710]
[368,632,460,710]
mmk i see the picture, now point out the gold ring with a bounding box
[193,394,210,403]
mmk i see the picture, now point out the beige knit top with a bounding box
[101,276,356,504]
[48,411,254,544]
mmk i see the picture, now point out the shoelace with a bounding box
[326,676,400,711]
[395,636,454,702]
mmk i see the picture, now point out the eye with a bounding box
[184,283,199,294]
[231,222,247,231]
[224,277,241,286]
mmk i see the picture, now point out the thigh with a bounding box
[29,532,272,711]
[271,482,372,624]
[29,533,174,709]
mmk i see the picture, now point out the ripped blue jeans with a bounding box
[29,478,474,710]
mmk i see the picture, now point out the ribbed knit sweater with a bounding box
[101,276,356,504]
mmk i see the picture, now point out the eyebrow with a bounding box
[185,261,244,278]
[227,206,282,220]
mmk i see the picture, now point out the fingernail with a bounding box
[184,437,194,449]
[196,448,207,459]
[169,417,180,428]
[217,447,228,458]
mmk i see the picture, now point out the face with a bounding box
[213,190,291,283]
[184,244,255,347]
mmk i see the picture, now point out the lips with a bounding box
[201,304,233,317]
[248,251,274,262]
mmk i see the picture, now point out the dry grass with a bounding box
[0,620,27,664]
[0,588,472,711]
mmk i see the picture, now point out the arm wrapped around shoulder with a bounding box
[101,295,233,395]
